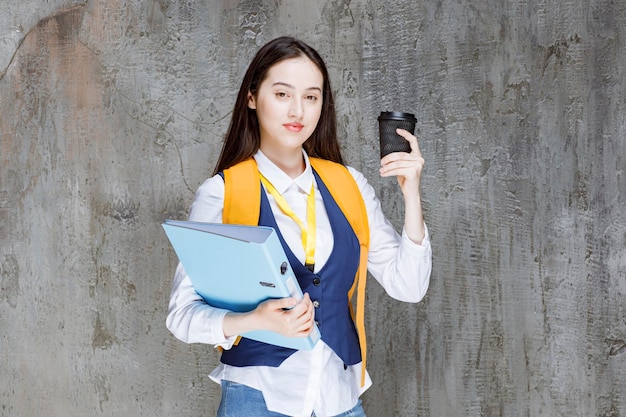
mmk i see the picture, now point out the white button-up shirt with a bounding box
[166,150,432,417]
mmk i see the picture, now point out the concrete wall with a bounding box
[1,0,624,416]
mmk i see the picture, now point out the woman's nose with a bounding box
[288,99,304,118]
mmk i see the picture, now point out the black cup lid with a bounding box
[378,111,416,122]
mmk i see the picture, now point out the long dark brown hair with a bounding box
[212,36,343,175]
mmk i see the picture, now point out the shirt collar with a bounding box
[253,149,314,195]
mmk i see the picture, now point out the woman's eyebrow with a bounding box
[271,81,322,92]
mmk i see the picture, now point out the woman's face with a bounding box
[248,56,324,158]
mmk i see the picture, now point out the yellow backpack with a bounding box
[222,157,370,386]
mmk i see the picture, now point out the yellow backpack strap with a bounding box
[222,158,261,226]
[309,157,370,387]
[222,158,261,348]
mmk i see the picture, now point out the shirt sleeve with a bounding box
[347,167,432,303]
[165,175,237,348]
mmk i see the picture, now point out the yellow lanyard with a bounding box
[260,174,316,271]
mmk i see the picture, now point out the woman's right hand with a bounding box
[222,293,315,339]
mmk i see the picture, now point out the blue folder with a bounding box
[162,219,320,350]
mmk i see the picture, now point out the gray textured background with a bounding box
[1,0,625,416]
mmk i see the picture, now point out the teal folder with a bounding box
[162,219,320,350]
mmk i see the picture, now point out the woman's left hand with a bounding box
[379,128,426,244]
[379,128,425,195]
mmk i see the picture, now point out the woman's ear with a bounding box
[247,92,256,110]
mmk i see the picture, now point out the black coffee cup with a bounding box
[378,111,416,158]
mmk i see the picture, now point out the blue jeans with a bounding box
[217,380,367,417]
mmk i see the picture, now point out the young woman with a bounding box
[166,36,432,417]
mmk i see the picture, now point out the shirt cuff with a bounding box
[211,309,239,350]
[215,336,239,350]
[401,224,431,252]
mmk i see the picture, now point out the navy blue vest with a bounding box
[220,170,362,367]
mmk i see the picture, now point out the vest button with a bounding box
[312,300,320,308]
[312,277,321,286]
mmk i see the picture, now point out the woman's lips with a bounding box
[283,122,304,132]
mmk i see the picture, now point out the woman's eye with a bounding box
[306,95,319,102]
[276,92,288,98]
